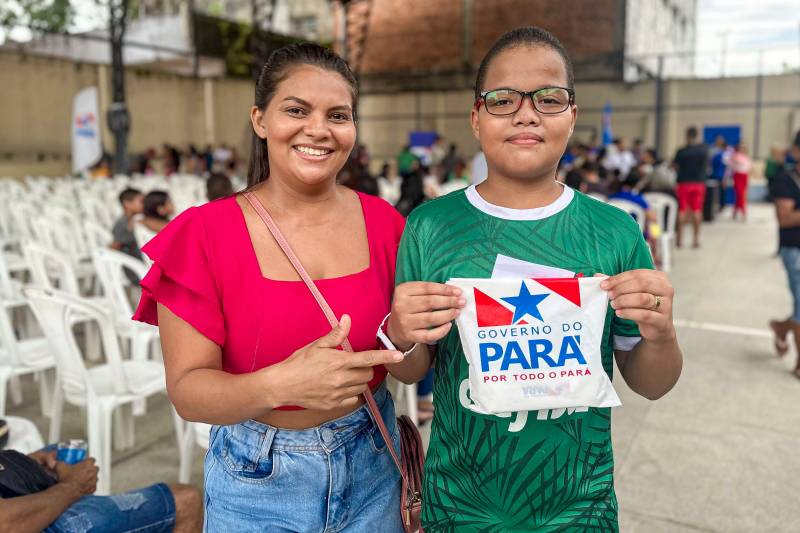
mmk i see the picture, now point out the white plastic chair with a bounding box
[4,416,45,454]
[178,422,211,483]
[83,220,113,253]
[644,193,678,272]
[132,223,157,269]
[0,297,56,417]
[92,248,159,363]
[607,198,646,233]
[23,242,104,362]
[23,287,181,495]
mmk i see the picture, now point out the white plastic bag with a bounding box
[448,276,621,414]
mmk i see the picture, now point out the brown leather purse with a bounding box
[244,192,424,532]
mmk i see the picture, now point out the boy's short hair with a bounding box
[118,188,143,205]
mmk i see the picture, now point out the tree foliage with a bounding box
[0,0,76,33]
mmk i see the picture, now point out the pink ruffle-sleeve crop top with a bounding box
[133,192,405,410]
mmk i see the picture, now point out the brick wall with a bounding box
[349,0,623,81]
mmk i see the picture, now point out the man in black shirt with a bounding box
[672,126,710,248]
[769,130,800,378]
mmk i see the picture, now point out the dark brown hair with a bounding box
[247,43,358,188]
[474,26,575,100]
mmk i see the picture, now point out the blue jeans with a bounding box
[45,483,175,533]
[781,246,800,321]
[204,385,403,532]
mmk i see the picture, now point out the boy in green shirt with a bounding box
[383,27,683,531]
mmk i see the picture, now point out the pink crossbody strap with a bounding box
[243,192,405,477]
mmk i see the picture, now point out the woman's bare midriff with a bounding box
[252,383,380,429]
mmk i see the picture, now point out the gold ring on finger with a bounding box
[651,294,662,312]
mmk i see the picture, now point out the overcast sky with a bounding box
[696,0,800,75]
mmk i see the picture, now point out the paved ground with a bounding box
[7,202,800,532]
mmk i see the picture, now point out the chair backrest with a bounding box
[0,249,20,300]
[92,248,148,317]
[24,287,128,398]
[8,203,38,242]
[0,296,22,366]
[643,192,678,236]
[22,242,81,295]
[49,207,89,260]
[81,195,116,229]
[132,223,156,268]
[607,198,646,233]
[84,220,112,253]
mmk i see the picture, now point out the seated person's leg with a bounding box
[45,482,197,533]
[169,483,203,533]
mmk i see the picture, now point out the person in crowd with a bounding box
[385,26,681,530]
[470,150,488,185]
[429,135,447,168]
[206,173,234,202]
[89,154,112,179]
[766,145,786,199]
[769,131,800,378]
[708,135,730,209]
[672,126,709,248]
[133,42,455,531]
[0,447,202,532]
[633,149,676,196]
[422,163,445,200]
[377,161,403,204]
[580,161,610,196]
[564,168,588,193]
[603,137,637,180]
[340,145,378,196]
[141,190,175,233]
[396,158,425,215]
[632,138,645,163]
[111,188,145,259]
[397,144,417,178]
[729,142,752,221]
[212,144,233,172]
[559,143,577,170]
[441,142,459,179]
[161,144,181,176]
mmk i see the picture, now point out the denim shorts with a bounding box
[781,246,800,321]
[204,384,403,533]
[45,483,175,533]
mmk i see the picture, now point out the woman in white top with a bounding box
[377,160,402,205]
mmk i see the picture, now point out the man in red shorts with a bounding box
[673,126,710,248]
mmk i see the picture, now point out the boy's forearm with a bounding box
[618,337,682,400]
[385,345,432,384]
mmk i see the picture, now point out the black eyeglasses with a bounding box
[475,87,575,116]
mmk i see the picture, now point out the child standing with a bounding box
[385,27,683,531]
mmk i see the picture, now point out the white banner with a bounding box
[71,87,102,174]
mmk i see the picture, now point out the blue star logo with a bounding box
[501,282,549,323]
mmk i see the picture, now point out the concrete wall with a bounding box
[2,50,799,178]
[0,51,255,174]
[360,74,800,165]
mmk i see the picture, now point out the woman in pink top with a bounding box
[133,44,462,531]
[730,142,751,221]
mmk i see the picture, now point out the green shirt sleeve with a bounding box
[611,232,655,348]
[395,221,424,284]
